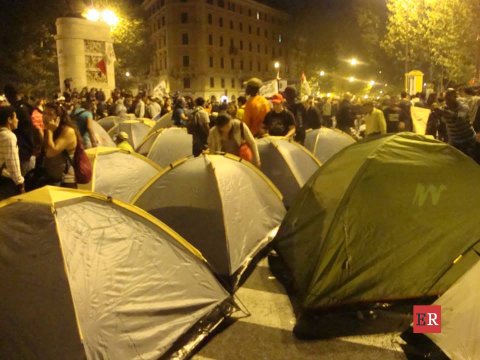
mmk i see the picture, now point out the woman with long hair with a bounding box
[43,103,78,188]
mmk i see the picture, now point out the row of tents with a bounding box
[1,110,479,358]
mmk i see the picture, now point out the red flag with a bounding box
[96,59,107,76]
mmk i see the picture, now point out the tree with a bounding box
[383,0,480,87]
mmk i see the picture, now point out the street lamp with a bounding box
[125,71,131,77]
[102,9,120,26]
[85,8,100,22]
[350,58,358,66]
[319,70,325,77]
[348,76,355,83]
[369,80,375,86]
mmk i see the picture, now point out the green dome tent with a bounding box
[0,187,234,360]
[273,133,480,312]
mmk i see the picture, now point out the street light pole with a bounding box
[274,61,280,92]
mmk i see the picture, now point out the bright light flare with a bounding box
[350,58,358,66]
[102,9,119,26]
[348,76,355,83]
[274,61,280,69]
[369,80,375,86]
[320,71,325,77]
[125,71,130,77]
[85,8,100,22]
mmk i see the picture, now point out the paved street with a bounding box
[195,258,410,360]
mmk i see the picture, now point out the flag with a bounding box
[105,43,117,65]
[259,79,278,97]
[96,59,107,76]
[300,72,311,97]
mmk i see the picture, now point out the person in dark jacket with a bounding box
[283,86,306,144]
[336,93,356,134]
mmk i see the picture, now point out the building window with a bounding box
[181,0,187,2]
[182,33,189,45]
[210,77,215,88]
[248,25,252,34]
[231,58,234,69]
[257,27,260,36]
[181,13,188,23]
[183,56,190,67]
[164,58,167,68]
[220,36,224,47]
[248,9,252,16]
[221,78,225,88]
[209,56,214,67]
[257,44,260,52]
[230,20,234,29]
[207,0,213,3]
[279,34,282,43]
[265,45,268,55]
[218,0,224,7]
[162,16,165,26]
[265,63,268,72]
[219,17,223,27]
[257,61,260,72]
[208,13,212,24]
[249,60,253,71]
[184,78,191,89]
[239,22,243,32]
[208,34,213,45]
[240,60,244,70]
[249,42,252,52]
[230,38,234,48]
[221,57,224,68]
[256,12,260,20]
[239,40,243,50]
[265,29,268,38]
[231,78,235,88]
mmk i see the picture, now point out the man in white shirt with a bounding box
[363,101,387,137]
[0,106,25,199]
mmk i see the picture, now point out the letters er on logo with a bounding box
[413,305,441,333]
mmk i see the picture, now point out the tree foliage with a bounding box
[383,0,480,85]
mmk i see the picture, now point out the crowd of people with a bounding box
[1,77,480,200]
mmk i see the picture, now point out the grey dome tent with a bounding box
[148,112,174,136]
[91,120,115,147]
[133,153,286,288]
[136,127,193,167]
[108,120,154,149]
[273,133,480,312]
[79,147,162,202]
[427,259,480,359]
[304,128,356,163]
[97,116,124,132]
[0,187,235,360]
[256,137,321,207]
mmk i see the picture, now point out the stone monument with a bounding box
[56,17,116,94]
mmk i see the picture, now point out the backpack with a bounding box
[186,108,200,135]
[64,138,92,184]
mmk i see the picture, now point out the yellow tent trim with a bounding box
[0,186,205,262]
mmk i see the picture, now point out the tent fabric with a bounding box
[79,147,162,202]
[133,154,286,287]
[304,128,356,163]
[427,260,480,360]
[0,187,233,360]
[108,120,153,149]
[143,128,193,167]
[91,120,116,147]
[97,116,124,132]
[256,137,321,207]
[273,133,480,311]
[146,112,174,138]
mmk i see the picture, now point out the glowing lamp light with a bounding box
[348,76,355,83]
[125,71,131,77]
[220,95,229,103]
[274,61,280,69]
[350,58,358,66]
[85,8,100,22]
[102,9,120,26]
[364,95,369,99]
[320,71,325,77]
[327,93,331,98]
[369,80,375,86]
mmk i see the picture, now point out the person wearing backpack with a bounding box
[71,100,97,149]
[43,103,78,188]
[188,97,210,156]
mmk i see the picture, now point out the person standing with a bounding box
[243,78,271,137]
[71,101,97,149]
[208,114,260,167]
[322,97,333,127]
[283,86,306,144]
[172,97,189,127]
[0,106,25,199]
[336,93,356,135]
[363,101,387,137]
[188,97,210,156]
[263,93,296,137]
[3,84,34,175]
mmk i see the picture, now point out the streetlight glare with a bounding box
[350,58,358,66]
[320,70,325,77]
[85,8,100,22]
[348,76,355,82]
[125,71,131,77]
[102,9,120,26]
[274,61,280,69]
[369,80,375,86]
